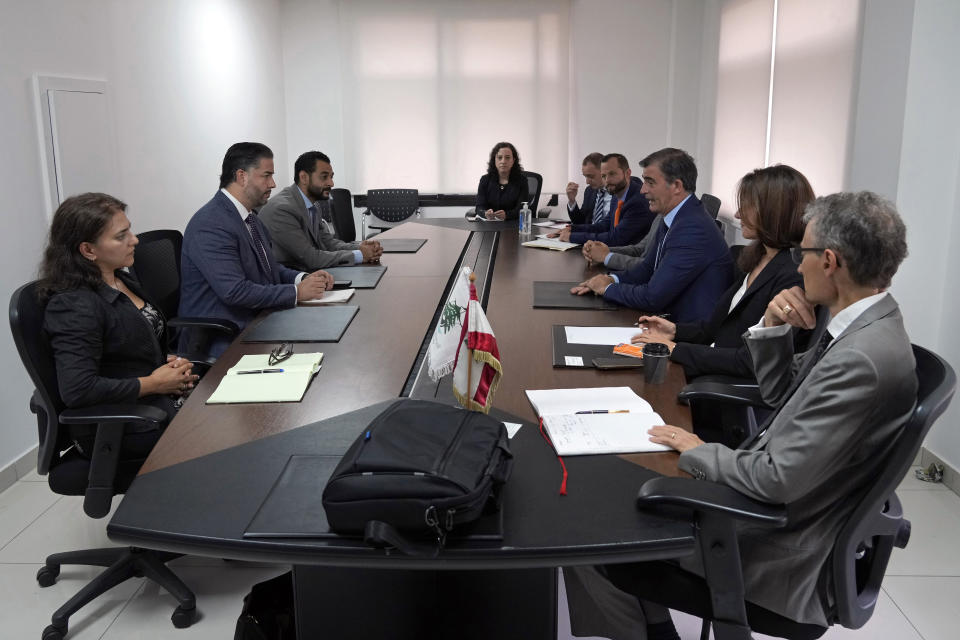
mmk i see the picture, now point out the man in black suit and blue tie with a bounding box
[565,152,609,225]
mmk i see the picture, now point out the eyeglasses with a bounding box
[790,247,826,265]
[268,342,293,366]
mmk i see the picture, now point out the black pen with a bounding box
[634,313,670,326]
[236,368,284,375]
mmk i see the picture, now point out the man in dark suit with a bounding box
[565,152,608,225]
[572,148,733,323]
[259,151,382,271]
[553,153,656,247]
[179,142,334,358]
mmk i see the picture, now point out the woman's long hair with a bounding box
[485,141,524,183]
[38,192,127,301]
[736,165,814,273]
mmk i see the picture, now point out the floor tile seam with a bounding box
[97,576,148,639]
[0,493,65,553]
[881,585,928,640]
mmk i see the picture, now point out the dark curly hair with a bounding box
[485,142,524,182]
[38,192,127,301]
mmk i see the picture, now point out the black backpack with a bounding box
[322,399,513,550]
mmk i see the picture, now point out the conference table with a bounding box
[108,219,698,639]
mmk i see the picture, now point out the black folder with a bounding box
[378,238,427,253]
[550,325,641,368]
[242,305,358,343]
[532,281,623,310]
[323,265,386,288]
[244,455,503,541]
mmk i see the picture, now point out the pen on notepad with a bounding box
[575,409,630,414]
[236,368,284,375]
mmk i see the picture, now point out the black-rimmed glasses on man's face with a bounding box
[268,342,293,366]
[790,247,827,265]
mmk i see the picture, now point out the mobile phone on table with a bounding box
[592,357,644,370]
[332,280,352,289]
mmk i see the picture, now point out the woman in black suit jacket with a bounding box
[632,165,815,379]
[475,141,529,221]
[40,193,198,458]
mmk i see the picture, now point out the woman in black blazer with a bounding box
[40,193,198,458]
[475,141,529,220]
[632,164,815,379]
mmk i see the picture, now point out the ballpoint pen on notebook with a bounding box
[236,369,284,375]
[575,409,630,414]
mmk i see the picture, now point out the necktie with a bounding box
[613,200,624,227]
[653,221,669,269]
[308,204,320,236]
[245,213,272,275]
[591,189,606,224]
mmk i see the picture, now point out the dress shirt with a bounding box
[297,187,362,264]
[220,188,305,291]
[569,189,612,223]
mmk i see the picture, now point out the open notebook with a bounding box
[206,353,323,404]
[525,386,670,455]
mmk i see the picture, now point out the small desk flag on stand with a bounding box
[426,266,472,381]
[451,271,502,412]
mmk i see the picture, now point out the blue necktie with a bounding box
[245,213,272,275]
[653,221,669,269]
[592,189,608,224]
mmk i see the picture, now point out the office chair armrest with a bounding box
[168,316,239,336]
[59,404,168,426]
[678,375,769,408]
[637,477,787,527]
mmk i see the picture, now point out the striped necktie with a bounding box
[591,189,606,224]
[244,213,272,275]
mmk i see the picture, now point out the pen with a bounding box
[236,368,284,375]
[633,313,670,326]
[575,409,630,414]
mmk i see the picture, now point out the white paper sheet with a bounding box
[503,422,523,438]
[525,386,653,417]
[301,288,355,304]
[542,413,671,455]
[564,326,641,345]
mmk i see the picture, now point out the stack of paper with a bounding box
[525,386,670,455]
[522,238,580,251]
[564,326,642,346]
[207,353,324,404]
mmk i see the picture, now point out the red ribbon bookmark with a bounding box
[539,417,568,495]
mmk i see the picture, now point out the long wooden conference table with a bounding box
[109,220,697,639]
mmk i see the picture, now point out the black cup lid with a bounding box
[641,342,670,356]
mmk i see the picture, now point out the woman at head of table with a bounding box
[475,141,529,221]
[631,164,816,381]
[40,192,198,459]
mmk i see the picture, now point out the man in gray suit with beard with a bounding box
[259,151,382,271]
[564,191,916,639]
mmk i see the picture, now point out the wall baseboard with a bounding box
[0,446,38,494]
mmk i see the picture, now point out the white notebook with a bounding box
[206,353,324,404]
[526,387,670,455]
[521,238,580,251]
[301,288,355,304]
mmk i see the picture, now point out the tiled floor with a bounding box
[1,467,957,639]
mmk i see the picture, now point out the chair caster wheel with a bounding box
[171,605,196,628]
[37,565,60,588]
[42,623,66,640]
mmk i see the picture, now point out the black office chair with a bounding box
[130,229,238,365]
[330,187,357,242]
[524,171,543,213]
[9,281,197,640]
[616,344,956,640]
[702,193,721,219]
[361,188,421,238]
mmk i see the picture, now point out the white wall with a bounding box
[0,0,287,472]
[889,0,960,471]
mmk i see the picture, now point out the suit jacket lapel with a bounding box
[728,249,792,316]
[289,185,320,245]
[216,191,272,281]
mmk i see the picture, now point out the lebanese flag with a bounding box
[451,277,502,413]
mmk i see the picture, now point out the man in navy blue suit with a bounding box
[553,153,656,248]
[571,148,733,323]
[565,152,608,225]
[179,142,334,358]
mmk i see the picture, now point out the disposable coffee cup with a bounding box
[642,342,670,384]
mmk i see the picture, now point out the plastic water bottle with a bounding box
[520,201,532,236]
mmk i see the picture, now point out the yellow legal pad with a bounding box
[206,353,324,404]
